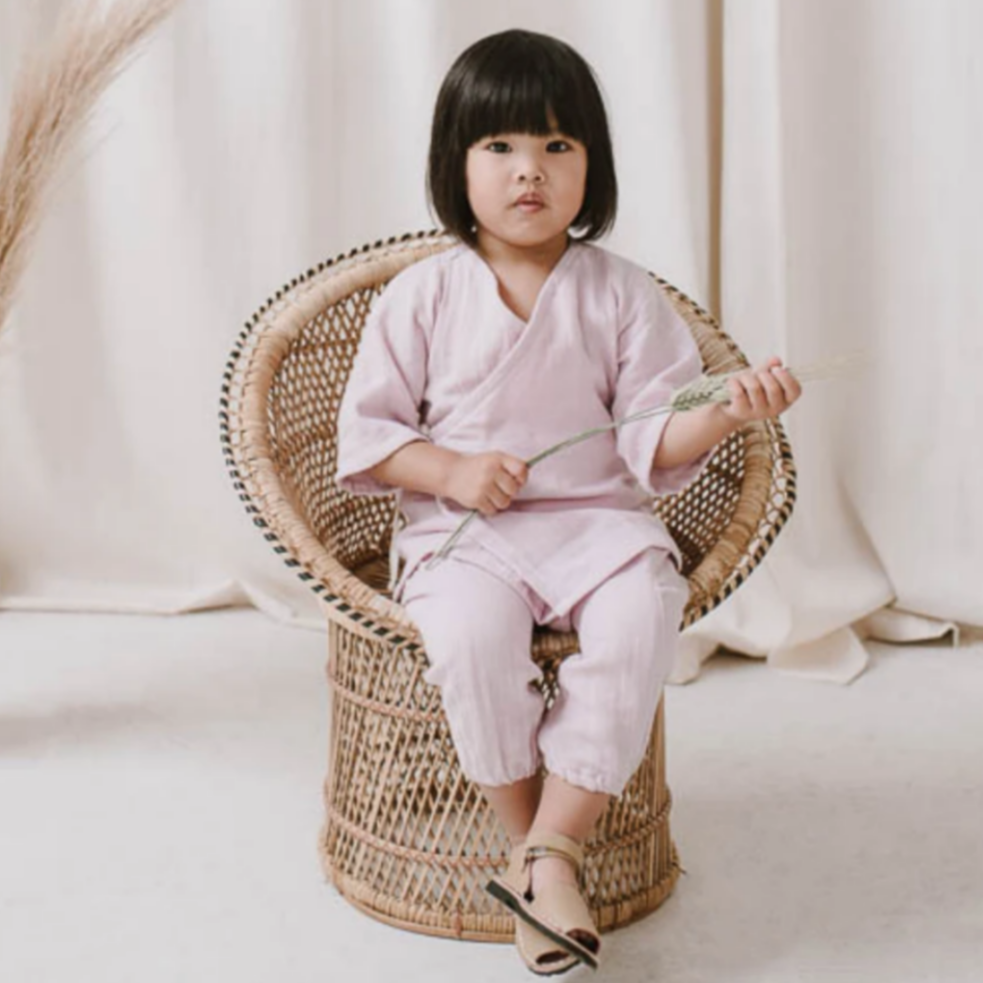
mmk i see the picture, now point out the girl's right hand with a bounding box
[444,452,529,515]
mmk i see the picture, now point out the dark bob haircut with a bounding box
[426,29,617,247]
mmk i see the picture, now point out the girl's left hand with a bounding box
[721,357,802,423]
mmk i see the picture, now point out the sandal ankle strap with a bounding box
[522,830,585,872]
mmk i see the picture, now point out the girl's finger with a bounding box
[758,367,787,412]
[726,378,749,414]
[502,457,528,483]
[487,485,511,510]
[496,472,520,499]
[739,373,767,414]
[771,366,801,403]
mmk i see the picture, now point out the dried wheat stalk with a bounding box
[427,354,866,565]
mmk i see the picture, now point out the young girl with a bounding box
[336,29,800,975]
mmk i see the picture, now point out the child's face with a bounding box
[465,119,587,255]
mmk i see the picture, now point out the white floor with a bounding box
[1,610,980,983]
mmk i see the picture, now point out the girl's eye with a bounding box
[483,139,574,153]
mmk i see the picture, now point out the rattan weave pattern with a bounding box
[219,230,796,942]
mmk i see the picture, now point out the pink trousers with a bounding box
[399,546,689,796]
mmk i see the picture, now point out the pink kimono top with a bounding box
[335,240,709,619]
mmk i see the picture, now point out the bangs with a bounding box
[455,57,592,148]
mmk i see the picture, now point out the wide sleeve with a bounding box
[334,269,433,496]
[611,275,712,498]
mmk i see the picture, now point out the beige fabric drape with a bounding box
[0,0,978,679]
[674,0,978,682]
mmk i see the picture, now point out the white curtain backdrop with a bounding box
[0,0,979,681]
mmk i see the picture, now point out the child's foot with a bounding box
[486,830,601,970]
[504,841,579,975]
[529,853,580,894]
[528,851,596,955]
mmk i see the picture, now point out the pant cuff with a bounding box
[541,759,627,796]
[459,755,543,789]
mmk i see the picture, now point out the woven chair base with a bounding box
[320,617,684,942]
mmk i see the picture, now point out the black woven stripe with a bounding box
[213,230,522,644]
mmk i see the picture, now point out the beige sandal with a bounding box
[501,844,580,976]
[487,831,601,971]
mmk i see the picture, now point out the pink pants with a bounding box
[400,546,689,796]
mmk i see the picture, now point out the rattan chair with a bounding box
[219,229,796,942]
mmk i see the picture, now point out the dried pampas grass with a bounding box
[0,0,182,335]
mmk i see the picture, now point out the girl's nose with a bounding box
[517,154,546,183]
